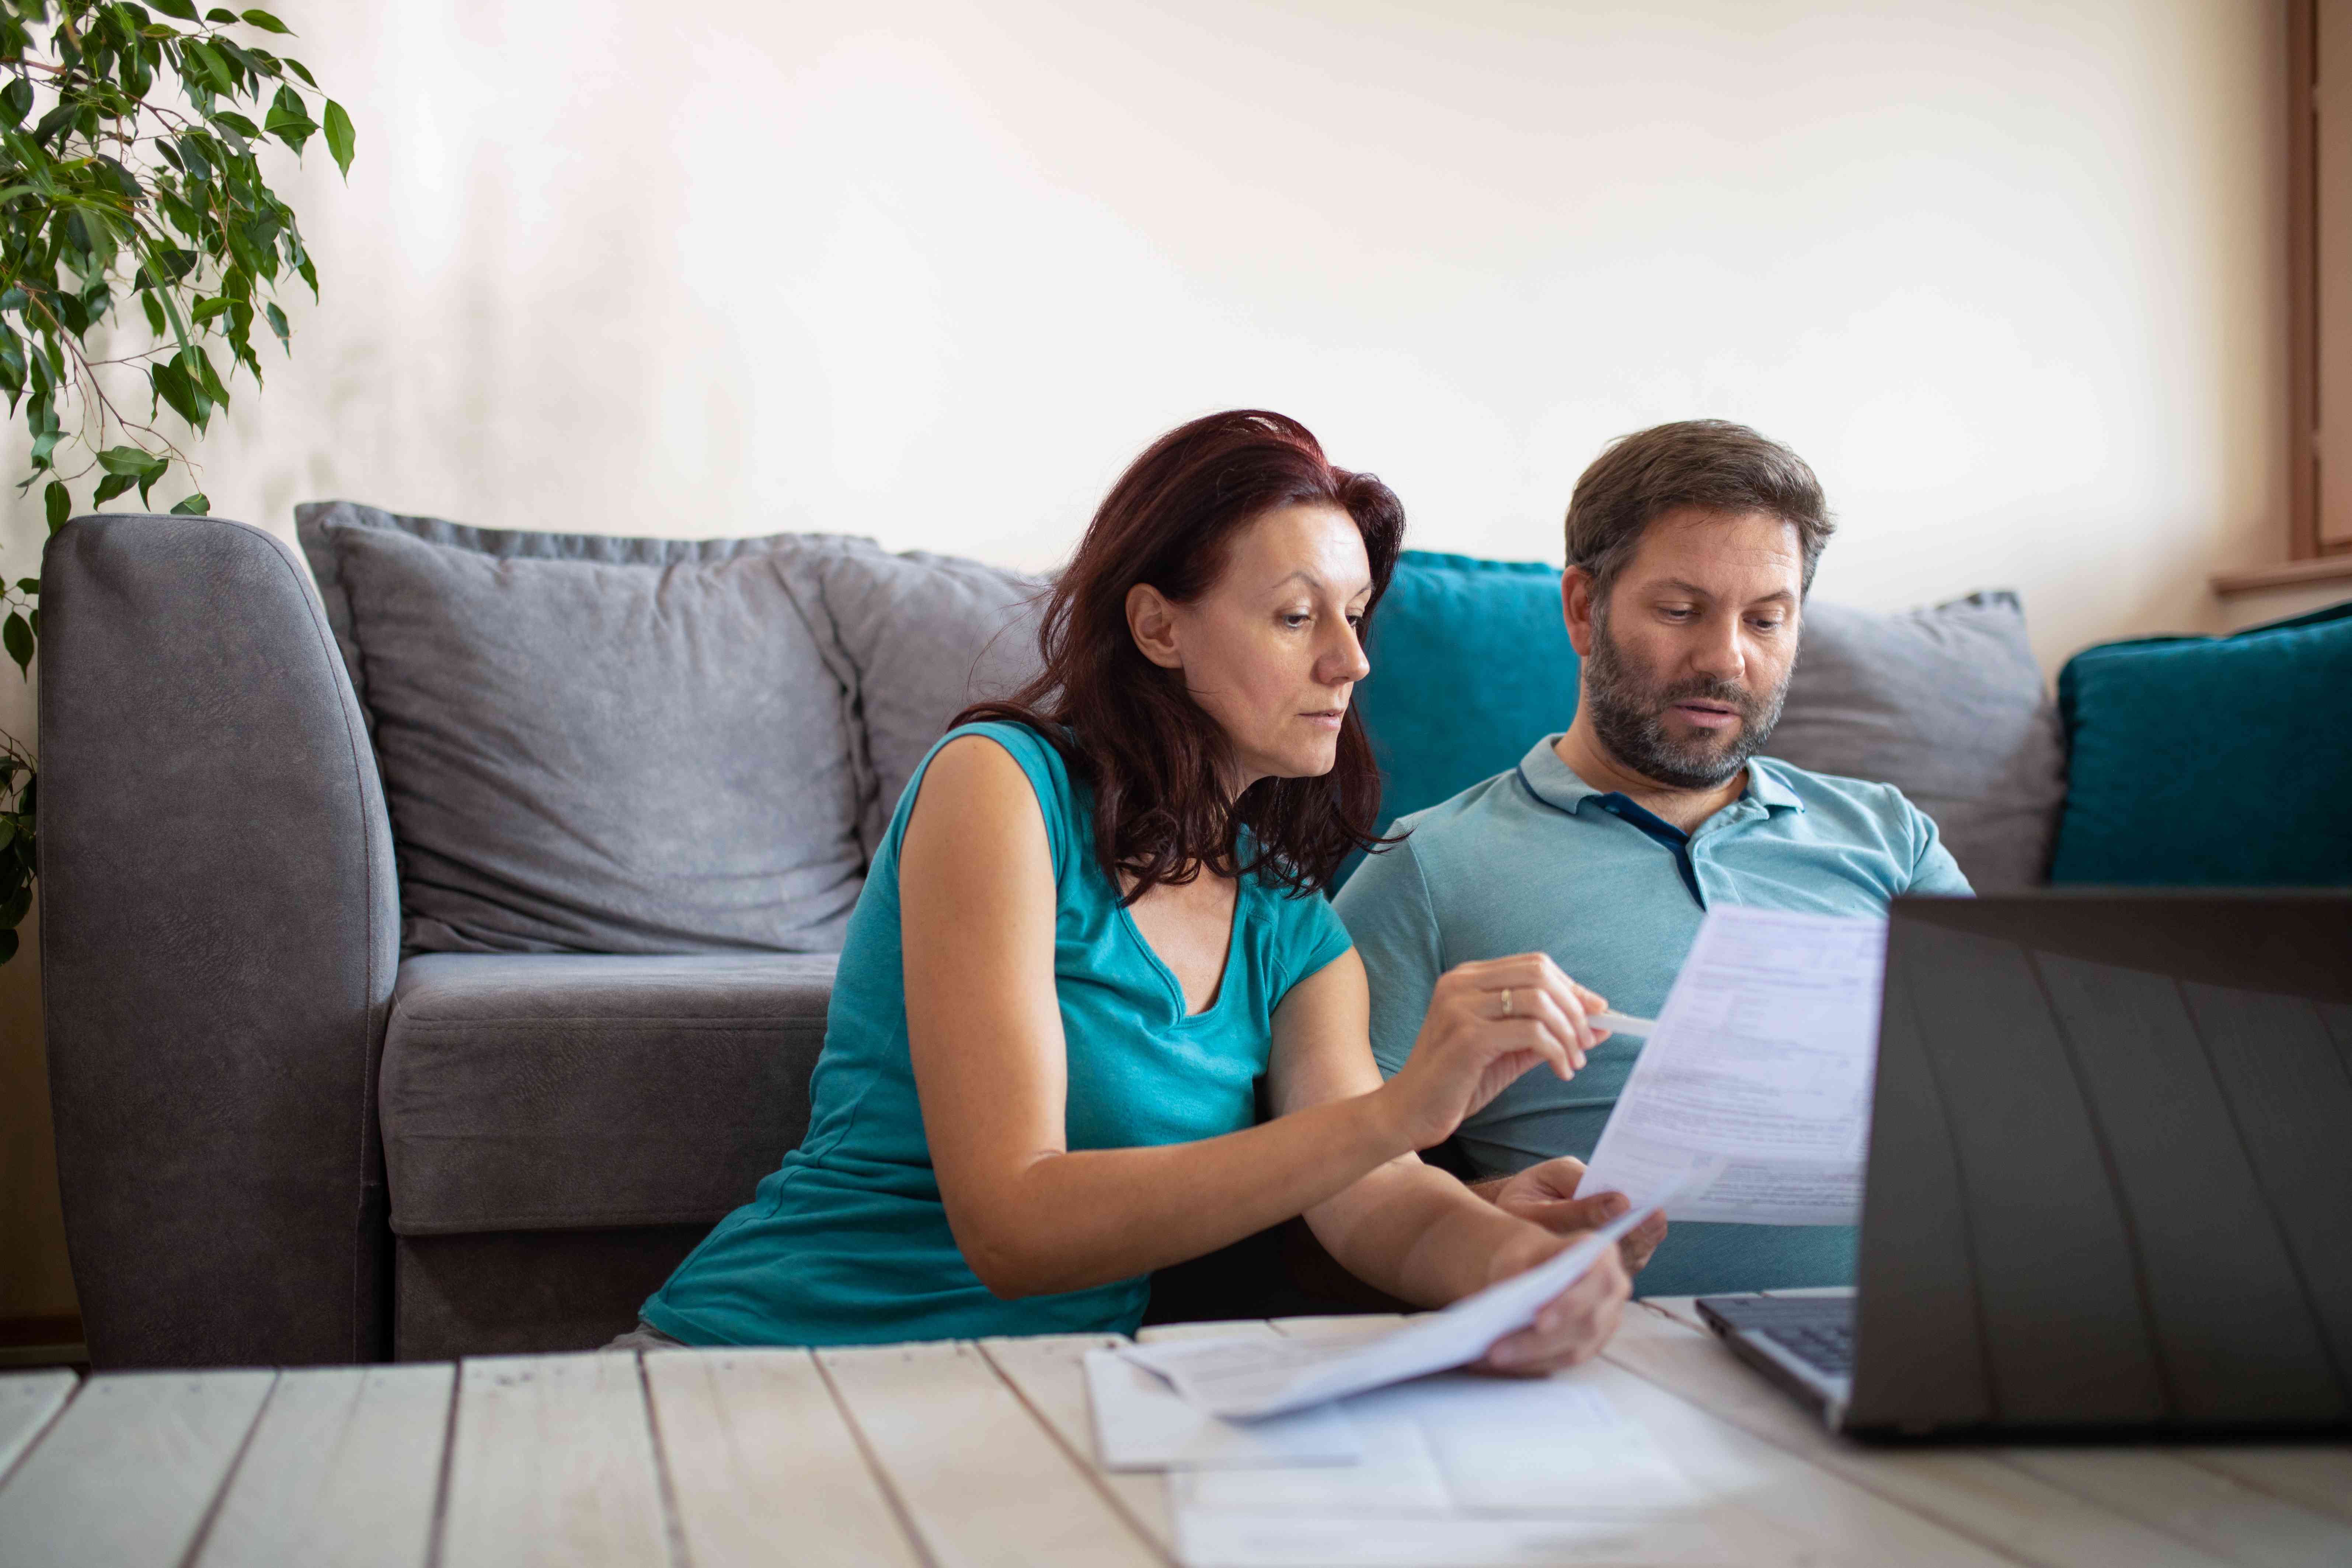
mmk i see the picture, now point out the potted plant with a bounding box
[0,0,352,962]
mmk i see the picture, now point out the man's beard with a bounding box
[1581,614,1789,791]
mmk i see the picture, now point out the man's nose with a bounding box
[1690,615,1746,683]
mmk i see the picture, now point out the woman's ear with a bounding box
[1126,582,1185,670]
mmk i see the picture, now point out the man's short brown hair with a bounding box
[1564,420,1833,599]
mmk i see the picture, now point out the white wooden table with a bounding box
[0,1299,2344,1567]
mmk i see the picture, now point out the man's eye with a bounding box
[1660,607,1696,621]
[1750,618,1785,633]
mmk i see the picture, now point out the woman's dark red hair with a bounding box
[959,409,1404,899]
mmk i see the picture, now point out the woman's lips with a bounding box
[1302,710,1345,731]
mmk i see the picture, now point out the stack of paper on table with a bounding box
[1091,1346,1723,1566]
[1118,1201,1666,1419]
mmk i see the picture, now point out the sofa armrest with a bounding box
[39,513,400,1366]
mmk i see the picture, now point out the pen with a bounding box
[1588,1010,1656,1036]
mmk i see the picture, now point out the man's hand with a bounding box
[1473,1156,1667,1275]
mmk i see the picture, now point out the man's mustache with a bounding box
[1651,677,1766,720]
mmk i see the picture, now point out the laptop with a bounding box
[1694,891,2352,1439]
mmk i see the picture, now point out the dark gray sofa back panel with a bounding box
[40,513,400,1367]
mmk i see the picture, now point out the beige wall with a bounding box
[0,0,2304,1319]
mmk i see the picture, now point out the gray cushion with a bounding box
[1767,591,2067,891]
[790,542,1048,854]
[297,501,868,955]
[379,952,836,1234]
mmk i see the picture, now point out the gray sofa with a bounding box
[41,503,2068,1367]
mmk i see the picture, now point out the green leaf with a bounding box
[264,300,288,349]
[152,0,203,19]
[322,98,353,178]
[240,9,292,32]
[141,289,167,335]
[283,57,316,88]
[0,928,17,965]
[2,611,29,675]
[0,818,13,852]
[0,79,29,128]
[208,7,242,22]
[43,481,67,534]
[93,471,137,504]
[151,357,205,425]
[136,456,170,507]
[95,444,158,476]
[169,491,209,515]
[13,579,36,595]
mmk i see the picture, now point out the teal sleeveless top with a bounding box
[641,721,1356,1345]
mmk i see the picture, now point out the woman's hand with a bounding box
[1468,1223,1632,1375]
[1480,1156,1668,1275]
[1374,954,1612,1153]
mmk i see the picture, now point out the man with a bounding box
[1338,419,1971,1296]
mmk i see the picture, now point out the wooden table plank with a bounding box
[819,1339,1163,1568]
[440,1352,673,1568]
[1570,1352,2026,1568]
[979,1333,1175,1552]
[1613,1303,2247,1568]
[194,1363,454,1568]
[1134,1319,1281,1344]
[0,1368,76,1484]
[0,1369,275,1568]
[643,1347,921,1568]
[1999,1447,2352,1568]
[2175,1449,2352,1530]
[1266,1314,1408,1339]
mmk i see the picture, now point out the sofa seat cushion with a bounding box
[380,952,836,1235]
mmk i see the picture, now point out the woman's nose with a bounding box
[1324,622,1371,684]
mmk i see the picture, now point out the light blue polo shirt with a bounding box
[1333,734,1971,1297]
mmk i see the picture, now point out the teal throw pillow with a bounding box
[1358,550,1579,836]
[2049,597,2352,886]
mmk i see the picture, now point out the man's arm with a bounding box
[1905,803,1974,895]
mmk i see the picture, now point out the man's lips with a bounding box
[1668,700,1741,729]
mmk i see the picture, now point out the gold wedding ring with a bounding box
[1500,987,1514,1018]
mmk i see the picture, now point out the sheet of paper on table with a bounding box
[1169,1372,1719,1568]
[1084,1349,1362,1470]
[1580,905,1886,1226]
[1118,1199,1668,1421]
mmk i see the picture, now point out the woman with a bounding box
[633,410,1637,1373]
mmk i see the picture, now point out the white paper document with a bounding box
[1169,1372,1717,1567]
[1118,1199,1666,1420]
[1084,1348,1362,1470]
[1581,905,1886,1226]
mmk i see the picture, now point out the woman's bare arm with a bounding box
[902,737,1461,1297]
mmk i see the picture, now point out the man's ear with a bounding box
[1126,582,1185,670]
[1561,567,1600,658]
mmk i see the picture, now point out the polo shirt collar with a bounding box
[1515,735,1806,817]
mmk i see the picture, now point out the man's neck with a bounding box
[1552,719,1749,835]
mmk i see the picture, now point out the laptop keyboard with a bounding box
[1763,1320,1853,1374]
[1696,1295,1856,1380]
